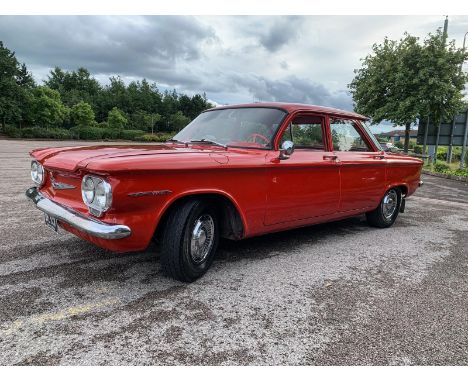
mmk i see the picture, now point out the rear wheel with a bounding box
[366,188,401,228]
[160,199,219,282]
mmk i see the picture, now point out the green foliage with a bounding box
[31,87,68,128]
[169,111,191,132]
[71,101,95,128]
[413,145,423,154]
[107,107,127,129]
[137,133,174,142]
[349,29,468,152]
[130,110,161,132]
[3,126,77,139]
[436,147,448,161]
[3,125,22,138]
[433,162,450,173]
[70,126,145,140]
[0,40,213,135]
[70,126,104,140]
[451,168,468,178]
[45,67,101,111]
[394,141,404,149]
[119,129,146,140]
[4,124,171,143]
[0,42,35,128]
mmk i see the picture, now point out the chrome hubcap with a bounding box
[382,189,398,220]
[190,214,215,263]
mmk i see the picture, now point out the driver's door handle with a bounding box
[323,154,338,161]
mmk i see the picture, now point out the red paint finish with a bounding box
[30,103,423,252]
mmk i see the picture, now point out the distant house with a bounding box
[377,129,418,144]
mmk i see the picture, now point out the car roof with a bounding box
[206,102,369,121]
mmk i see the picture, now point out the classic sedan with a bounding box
[26,103,423,282]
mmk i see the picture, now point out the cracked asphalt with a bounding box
[0,139,467,365]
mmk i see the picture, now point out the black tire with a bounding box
[366,188,402,228]
[160,199,219,282]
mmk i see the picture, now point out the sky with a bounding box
[1,15,468,132]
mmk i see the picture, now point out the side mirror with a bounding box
[279,140,295,160]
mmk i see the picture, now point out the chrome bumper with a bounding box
[25,187,131,240]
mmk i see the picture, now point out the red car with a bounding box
[26,103,423,282]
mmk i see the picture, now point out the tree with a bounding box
[130,110,161,132]
[0,42,36,129]
[349,30,467,153]
[71,101,95,128]
[45,67,101,110]
[107,107,127,129]
[31,87,68,128]
[169,111,190,132]
[418,31,468,146]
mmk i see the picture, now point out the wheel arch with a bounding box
[382,183,409,199]
[154,190,247,242]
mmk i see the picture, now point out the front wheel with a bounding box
[160,199,219,282]
[366,188,402,228]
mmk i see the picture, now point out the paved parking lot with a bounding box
[0,139,467,365]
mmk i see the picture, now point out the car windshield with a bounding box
[361,121,383,151]
[173,107,287,149]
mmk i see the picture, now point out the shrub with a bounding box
[137,133,174,142]
[120,129,146,141]
[100,128,121,140]
[4,127,76,139]
[452,168,468,178]
[70,126,103,140]
[413,145,423,154]
[394,141,404,149]
[433,162,450,173]
[108,107,127,129]
[71,101,95,128]
[3,126,22,138]
[436,147,448,161]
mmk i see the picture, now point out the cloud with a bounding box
[257,16,304,52]
[0,16,216,86]
[224,73,353,110]
[0,14,464,114]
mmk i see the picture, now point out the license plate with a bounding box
[44,213,58,233]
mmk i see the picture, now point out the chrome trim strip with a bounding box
[25,187,131,240]
[128,190,172,197]
[51,176,76,190]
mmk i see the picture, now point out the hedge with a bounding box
[2,126,169,142]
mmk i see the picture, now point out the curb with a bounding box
[422,170,468,184]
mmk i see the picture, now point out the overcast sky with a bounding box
[1,15,468,131]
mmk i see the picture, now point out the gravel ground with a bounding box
[0,139,467,365]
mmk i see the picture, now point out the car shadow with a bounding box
[215,215,369,263]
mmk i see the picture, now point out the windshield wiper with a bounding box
[165,138,188,146]
[189,139,227,149]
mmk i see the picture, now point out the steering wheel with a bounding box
[246,133,270,146]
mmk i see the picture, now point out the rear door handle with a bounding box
[323,155,338,161]
[373,155,385,159]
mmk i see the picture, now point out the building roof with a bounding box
[208,102,369,121]
[378,129,418,137]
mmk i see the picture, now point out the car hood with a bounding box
[31,144,256,173]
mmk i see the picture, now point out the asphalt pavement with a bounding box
[0,139,467,365]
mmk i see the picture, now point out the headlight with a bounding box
[31,160,44,185]
[81,175,112,217]
[82,176,95,204]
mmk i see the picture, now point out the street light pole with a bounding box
[461,32,468,70]
[460,32,468,169]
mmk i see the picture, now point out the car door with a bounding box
[264,113,341,225]
[329,118,386,212]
